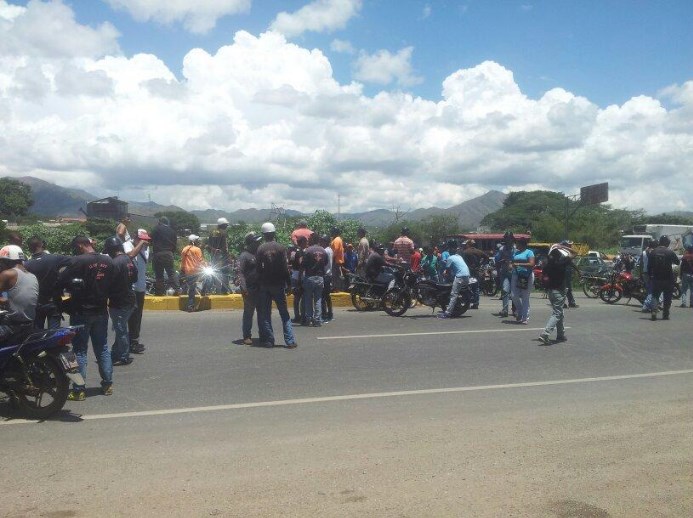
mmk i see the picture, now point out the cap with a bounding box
[188,234,200,242]
[261,222,276,234]
[0,245,26,261]
[137,229,151,241]
[217,217,229,225]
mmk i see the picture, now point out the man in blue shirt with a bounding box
[438,241,470,318]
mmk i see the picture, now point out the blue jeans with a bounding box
[109,306,134,362]
[543,289,566,337]
[445,276,469,315]
[500,273,512,313]
[680,275,693,307]
[242,289,258,339]
[291,276,303,320]
[470,275,480,305]
[257,285,296,346]
[302,275,324,324]
[70,312,112,389]
[511,272,533,322]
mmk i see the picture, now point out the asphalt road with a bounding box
[1,293,692,517]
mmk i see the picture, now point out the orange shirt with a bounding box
[291,227,313,245]
[181,245,204,274]
[331,236,345,265]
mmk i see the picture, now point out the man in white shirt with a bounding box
[123,229,150,354]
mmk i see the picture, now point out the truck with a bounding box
[619,224,693,256]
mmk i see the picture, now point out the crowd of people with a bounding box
[0,218,689,401]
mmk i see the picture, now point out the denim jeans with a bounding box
[128,291,145,343]
[291,276,303,321]
[70,312,112,389]
[242,288,258,339]
[511,272,533,322]
[651,279,673,316]
[681,275,693,307]
[34,303,62,330]
[543,289,566,337]
[109,305,134,362]
[500,273,512,313]
[153,251,179,295]
[321,275,333,320]
[257,284,296,345]
[445,276,469,314]
[642,278,662,311]
[302,275,324,324]
[470,275,480,305]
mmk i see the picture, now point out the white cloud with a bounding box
[0,1,692,215]
[330,38,354,54]
[353,47,423,87]
[422,4,432,19]
[270,0,362,38]
[104,0,250,34]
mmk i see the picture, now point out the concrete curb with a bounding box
[143,292,354,311]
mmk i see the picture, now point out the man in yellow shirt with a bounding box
[181,235,206,312]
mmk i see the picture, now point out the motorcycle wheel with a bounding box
[351,292,373,312]
[383,289,411,317]
[15,355,69,419]
[582,279,601,298]
[482,281,498,297]
[599,286,622,304]
[451,300,471,317]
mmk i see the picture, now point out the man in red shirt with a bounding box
[410,247,422,271]
[290,220,313,246]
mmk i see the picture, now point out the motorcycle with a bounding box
[0,311,84,419]
[580,273,609,298]
[384,272,476,317]
[479,263,499,297]
[347,267,397,311]
[381,267,420,317]
[598,270,647,304]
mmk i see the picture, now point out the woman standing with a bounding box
[511,238,535,324]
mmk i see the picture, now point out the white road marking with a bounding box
[2,368,692,426]
[316,327,571,340]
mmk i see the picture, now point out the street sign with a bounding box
[580,182,608,206]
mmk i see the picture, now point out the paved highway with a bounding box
[1,294,691,517]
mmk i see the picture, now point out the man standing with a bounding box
[393,227,415,265]
[330,227,345,290]
[494,232,515,318]
[0,245,38,344]
[58,236,115,400]
[679,245,693,308]
[256,222,297,348]
[150,216,180,295]
[301,233,327,327]
[123,229,150,354]
[104,237,137,366]
[438,242,470,319]
[344,243,358,274]
[290,236,307,324]
[410,247,422,272]
[290,220,313,246]
[647,235,680,321]
[206,217,231,294]
[238,232,262,345]
[321,234,335,323]
[181,235,206,312]
[25,237,70,329]
[356,227,370,277]
[462,239,488,310]
[539,243,575,344]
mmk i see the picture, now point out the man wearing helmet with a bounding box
[647,235,680,321]
[255,222,297,348]
[539,243,576,344]
[206,217,231,294]
[104,237,137,366]
[393,227,415,265]
[238,231,262,344]
[0,245,39,345]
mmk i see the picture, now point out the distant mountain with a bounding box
[127,201,187,217]
[192,207,304,224]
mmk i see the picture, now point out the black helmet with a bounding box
[503,231,514,241]
[103,236,124,257]
[446,239,458,250]
[244,231,261,247]
[401,227,410,236]
[659,235,670,247]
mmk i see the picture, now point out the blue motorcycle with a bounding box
[1,311,84,419]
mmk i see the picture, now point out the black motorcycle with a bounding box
[347,268,397,311]
[383,273,476,317]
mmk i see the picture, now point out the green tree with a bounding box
[0,178,33,218]
[154,211,200,234]
[18,222,85,255]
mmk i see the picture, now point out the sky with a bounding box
[0,0,692,215]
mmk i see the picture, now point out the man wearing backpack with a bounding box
[647,235,680,321]
[256,222,297,348]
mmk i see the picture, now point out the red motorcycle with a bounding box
[598,271,646,304]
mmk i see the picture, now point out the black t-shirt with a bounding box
[151,223,177,253]
[542,250,570,290]
[647,246,680,281]
[238,250,259,291]
[256,241,290,286]
[58,253,114,314]
[302,245,327,277]
[109,254,137,308]
[25,252,71,304]
[365,252,386,280]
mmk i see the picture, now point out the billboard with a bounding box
[580,182,609,205]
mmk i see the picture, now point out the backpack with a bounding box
[650,248,671,277]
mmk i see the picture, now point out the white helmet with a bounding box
[188,234,200,243]
[0,245,26,262]
[217,217,229,225]
[261,222,276,234]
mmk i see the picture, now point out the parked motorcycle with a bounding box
[384,273,476,317]
[0,312,84,419]
[479,263,499,297]
[580,273,609,298]
[598,271,647,304]
[347,268,396,311]
[381,267,420,316]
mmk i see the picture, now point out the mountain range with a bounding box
[11,175,506,229]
